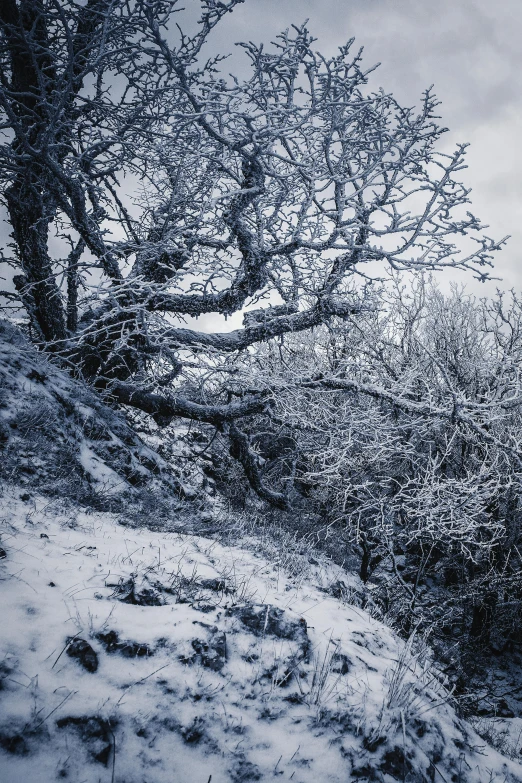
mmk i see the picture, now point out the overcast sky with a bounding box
[202,0,522,296]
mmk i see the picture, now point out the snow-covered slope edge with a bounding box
[1,487,521,783]
[0,319,191,513]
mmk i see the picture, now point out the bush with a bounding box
[246,279,522,664]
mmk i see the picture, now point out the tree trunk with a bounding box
[6,174,66,344]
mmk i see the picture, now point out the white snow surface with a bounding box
[1,488,522,782]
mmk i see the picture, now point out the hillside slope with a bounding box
[0,320,193,517]
[1,322,522,782]
[2,490,522,783]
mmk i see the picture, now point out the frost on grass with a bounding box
[1,490,522,783]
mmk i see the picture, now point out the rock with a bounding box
[0,547,6,559]
[66,638,99,673]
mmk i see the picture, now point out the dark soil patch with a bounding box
[190,629,227,671]
[0,732,29,756]
[66,638,98,673]
[181,717,205,744]
[96,630,153,658]
[198,578,230,593]
[112,578,164,606]
[332,653,352,675]
[228,604,309,659]
[380,746,417,781]
[56,715,114,766]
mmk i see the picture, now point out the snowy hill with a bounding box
[0,319,191,515]
[1,322,522,782]
[3,492,522,783]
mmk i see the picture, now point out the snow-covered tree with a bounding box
[0,0,504,502]
[259,279,522,643]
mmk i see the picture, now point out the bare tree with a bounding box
[259,278,522,644]
[0,0,505,504]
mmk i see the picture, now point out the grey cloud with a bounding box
[203,0,522,293]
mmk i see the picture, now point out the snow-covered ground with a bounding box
[1,318,522,781]
[0,318,188,511]
[1,487,522,783]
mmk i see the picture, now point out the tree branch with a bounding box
[160,298,361,352]
[109,382,269,425]
[229,423,290,510]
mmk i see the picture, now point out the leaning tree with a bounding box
[0,0,504,506]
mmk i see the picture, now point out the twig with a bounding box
[109,724,116,783]
[116,663,170,706]
[289,745,300,761]
[51,633,81,669]
[27,690,77,732]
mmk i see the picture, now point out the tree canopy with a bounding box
[0,0,505,505]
